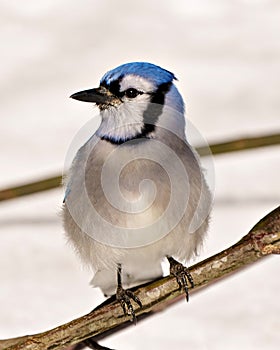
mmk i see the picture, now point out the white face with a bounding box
[118,74,156,125]
[96,74,185,143]
[96,75,156,142]
[119,74,155,94]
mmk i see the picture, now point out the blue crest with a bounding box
[101,62,176,87]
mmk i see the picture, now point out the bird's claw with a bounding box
[116,286,142,324]
[83,338,116,350]
[168,257,194,302]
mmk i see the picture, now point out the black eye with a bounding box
[125,88,141,98]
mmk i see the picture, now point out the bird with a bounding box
[63,62,211,323]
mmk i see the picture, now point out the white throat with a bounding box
[96,101,147,142]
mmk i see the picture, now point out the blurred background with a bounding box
[0,1,279,349]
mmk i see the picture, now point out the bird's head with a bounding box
[70,62,185,143]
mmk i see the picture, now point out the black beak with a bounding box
[70,87,111,104]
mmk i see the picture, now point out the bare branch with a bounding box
[1,206,279,350]
[0,132,279,202]
[197,132,280,156]
[0,175,61,202]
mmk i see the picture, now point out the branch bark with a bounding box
[1,206,279,350]
[0,132,279,202]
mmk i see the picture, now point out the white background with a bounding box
[0,1,279,349]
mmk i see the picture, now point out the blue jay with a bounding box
[63,62,211,322]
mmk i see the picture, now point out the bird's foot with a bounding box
[83,338,115,350]
[116,285,142,324]
[167,256,194,302]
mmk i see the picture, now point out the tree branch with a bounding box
[197,132,280,156]
[0,132,279,202]
[0,175,61,202]
[1,206,279,350]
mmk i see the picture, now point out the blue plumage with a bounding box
[101,62,176,87]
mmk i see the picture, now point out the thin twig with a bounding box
[0,175,61,202]
[197,132,280,156]
[1,206,279,350]
[0,132,279,202]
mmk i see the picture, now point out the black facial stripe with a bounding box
[100,135,128,145]
[150,81,172,104]
[100,76,123,97]
[100,130,153,145]
[141,81,172,136]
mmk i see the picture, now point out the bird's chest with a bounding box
[80,139,171,228]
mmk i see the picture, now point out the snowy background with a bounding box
[0,1,279,349]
